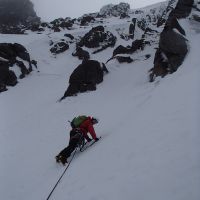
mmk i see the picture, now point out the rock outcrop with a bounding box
[60,60,108,100]
[149,0,194,81]
[0,0,40,34]
[78,26,116,54]
[99,3,130,17]
[0,43,37,92]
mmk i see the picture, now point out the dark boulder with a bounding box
[160,29,188,56]
[72,47,90,60]
[60,60,108,100]
[149,28,188,81]
[0,42,37,91]
[159,16,188,72]
[149,0,193,81]
[0,43,33,71]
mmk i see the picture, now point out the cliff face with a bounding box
[0,0,40,33]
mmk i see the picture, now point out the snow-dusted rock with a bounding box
[0,43,37,91]
[60,60,108,99]
[99,2,130,17]
[78,25,116,52]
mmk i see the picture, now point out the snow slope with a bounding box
[0,6,200,200]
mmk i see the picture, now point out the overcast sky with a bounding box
[31,0,167,21]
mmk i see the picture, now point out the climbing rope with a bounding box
[46,147,78,200]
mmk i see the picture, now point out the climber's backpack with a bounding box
[70,115,88,128]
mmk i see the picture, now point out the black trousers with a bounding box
[59,138,80,159]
